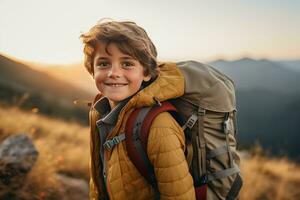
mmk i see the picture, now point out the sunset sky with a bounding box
[0,0,299,65]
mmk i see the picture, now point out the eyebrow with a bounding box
[95,56,134,60]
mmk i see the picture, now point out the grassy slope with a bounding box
[1,106,299,200]
[240,155,300,200]
[0,54,93,125]
[0,106,89,199]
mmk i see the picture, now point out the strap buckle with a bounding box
[198,107,206,116]
[222,119,230,134]
[182,114,198,130]
[103,134,125,150]
[103,139,115,150]
[195,175,208,187]
[200,175,208,185]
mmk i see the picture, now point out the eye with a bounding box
[96,61,110,68]
[122,61,134,68]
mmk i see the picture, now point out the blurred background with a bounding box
[1,0,300,199]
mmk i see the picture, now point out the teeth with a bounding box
[107,83,126,87]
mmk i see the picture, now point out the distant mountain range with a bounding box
[1,54,299,160]
[277,60,300,73]
[0,55,95,124]
[209,58,300,160]
[210,58,300,93]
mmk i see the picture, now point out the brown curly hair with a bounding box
[80,20,158,77]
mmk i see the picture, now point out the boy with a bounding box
[81,20,195,200]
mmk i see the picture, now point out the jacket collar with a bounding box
[94,96,131,125]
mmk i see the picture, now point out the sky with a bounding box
[0,0,299,65]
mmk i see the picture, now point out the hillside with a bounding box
[1,106,300,200]
[0,106,89,199]
[33,62,98,94]
[0,54,94,124]
[278,60,300,73]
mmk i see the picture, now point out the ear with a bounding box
[143,74,151,82]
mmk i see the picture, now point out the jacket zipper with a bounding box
[103,106,130,199]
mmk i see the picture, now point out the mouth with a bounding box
[104,83,128,87]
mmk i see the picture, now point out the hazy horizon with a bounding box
[1,51,300,69]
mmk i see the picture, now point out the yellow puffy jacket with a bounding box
[89,62,196,200]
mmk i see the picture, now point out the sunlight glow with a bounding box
[0,0,299,65]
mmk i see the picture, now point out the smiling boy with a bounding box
[81,20,195,200]
[93,42,151,109]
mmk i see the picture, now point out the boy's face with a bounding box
[93,42,151,108]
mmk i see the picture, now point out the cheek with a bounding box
[127,73,145,87]
[94,73,105,89]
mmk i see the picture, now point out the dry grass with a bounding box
[0,106,89,199]
[240,153,300,200]
[1,106,300,200]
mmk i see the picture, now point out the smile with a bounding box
[105,83,128,87]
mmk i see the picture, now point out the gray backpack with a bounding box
[174,61,242,199]
[120,61,242,200]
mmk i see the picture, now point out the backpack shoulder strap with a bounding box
[125,101,178,193]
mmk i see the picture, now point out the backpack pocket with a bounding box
[204,111,242,200]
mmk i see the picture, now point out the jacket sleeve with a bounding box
[89,158,100,200]
[89,108,107,200]
[147,112,196,200]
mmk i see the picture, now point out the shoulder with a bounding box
[150,111,181,130]
[147,111,185,153]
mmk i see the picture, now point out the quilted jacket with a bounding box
[89,62,196,200]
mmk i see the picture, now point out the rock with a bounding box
[56,174,89,200]
[0,134,38,198]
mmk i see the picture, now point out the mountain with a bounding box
[208,58,300,160]
[0,54,95,124]
[209,58,300,94]
[35,63,98,94]
[45,65,97,94]
[276,60,300,73]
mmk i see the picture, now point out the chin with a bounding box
[109,96,127,103]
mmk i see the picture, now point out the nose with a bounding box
[108,63,121,78]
